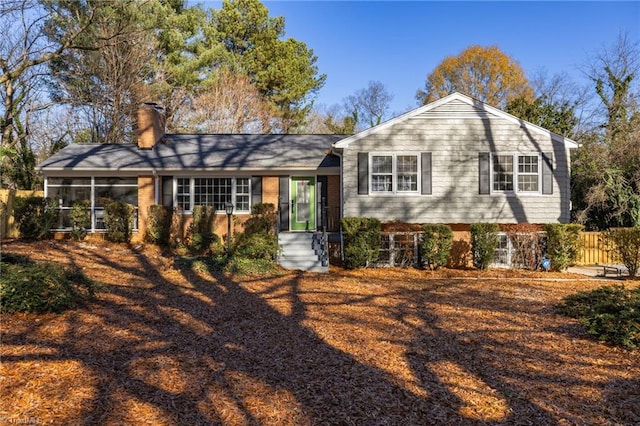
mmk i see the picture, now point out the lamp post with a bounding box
[225,202,234,252]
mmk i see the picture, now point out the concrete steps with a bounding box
[278,232,328,273]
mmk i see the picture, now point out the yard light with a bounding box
[225,202,234,252]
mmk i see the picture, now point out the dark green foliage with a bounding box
[234,233,278,260]
[233,203,278,260]
[470,223,500,269]
[558,285,640,350]
[13,196,58,240]
[0,255,99,313]
[341,217,381,269]
[544,223,583,271]
[188,205,218,253]
[601,227,640,277]
[103,201,135,243]
[145,204,172,246]
[420,224,453,270]
[69,200,91,241]
[242,203,277,235]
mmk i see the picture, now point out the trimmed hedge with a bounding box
[470,223,500,269]
[13,196,58,240]
[69,200,91,241]
[145,204,172,245]
[103,201,135,243]
[188,205,219,253]
[420,224,453,270]
[601,227,640,278]
[544,223,582,271]
[342,217,381,269]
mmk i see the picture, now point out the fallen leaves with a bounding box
[1,239,638,425]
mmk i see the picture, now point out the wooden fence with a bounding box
[0,189,44,239]
[575,231,613,265]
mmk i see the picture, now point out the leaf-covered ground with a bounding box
[1,240,639,425]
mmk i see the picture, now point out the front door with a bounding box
[291,177,315,231]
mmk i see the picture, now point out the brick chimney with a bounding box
[137,103,165,149]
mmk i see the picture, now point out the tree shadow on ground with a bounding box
[2,242,638,424]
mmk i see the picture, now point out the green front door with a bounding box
[291,177,315,231]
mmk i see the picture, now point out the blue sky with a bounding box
[203,1,640,115]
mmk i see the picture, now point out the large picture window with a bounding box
[492,153,541,193]
[46,177,138,231]
[175,177,250,212]
[370,154,419,194]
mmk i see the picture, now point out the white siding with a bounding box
[340,103,572,224]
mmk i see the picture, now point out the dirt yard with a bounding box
[1,240,639,425]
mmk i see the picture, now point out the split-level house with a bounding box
[37,92,578,271]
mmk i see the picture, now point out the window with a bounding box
[518,155,539,192]
[492,153,541,193]
[174,177,250,212]
[493,155,514,191]
[370,154,419,194]
[371,155,393,192]
[397,155,418,192]
[46,177,138,231]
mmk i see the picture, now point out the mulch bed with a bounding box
[1,240,639,425]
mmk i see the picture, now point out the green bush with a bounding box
[188,205,218,253]
[470,223,500,269]
[69,200,91,241]
[146,204,172,245]
[103,201,135,243]
[0,255,99,313]
[341,217,381,269]
[601,227,640,277]
[243,203,277,235]
[421,224,453,270]
[544,223,583,271]
[13,196,58,240]
[234,232,278,260]
[558,285,640,350]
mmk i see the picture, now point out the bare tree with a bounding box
[176,67,274,134]
[345,80,394,130]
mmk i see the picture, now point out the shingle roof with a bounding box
[38,134,344,172]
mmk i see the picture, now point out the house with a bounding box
[37,93,578,270]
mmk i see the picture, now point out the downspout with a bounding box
[331,146,344,262]
[152,168,159,205]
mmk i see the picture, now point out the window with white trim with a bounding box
[492,153,541,193]
[175,177,250,212]
[370,153,420,194]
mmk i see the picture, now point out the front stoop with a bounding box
[277,232,328,273]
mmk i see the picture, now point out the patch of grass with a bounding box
[1,255,100,313]
[557,285,640,350]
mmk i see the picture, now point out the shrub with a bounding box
[234,232,279,260]
[146,204,172,245]
[243,203,277,235]
[421,224,453,270]
[69,200,91,241]
[601,227,640,277]
[341,217,381,269]
[0,255,99,313]
[13,196,58,240]
[544,223,583,271]
[103,201,135,243]
[558,285,640,350]
[188,205,218,253]
[470,223,500,269]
